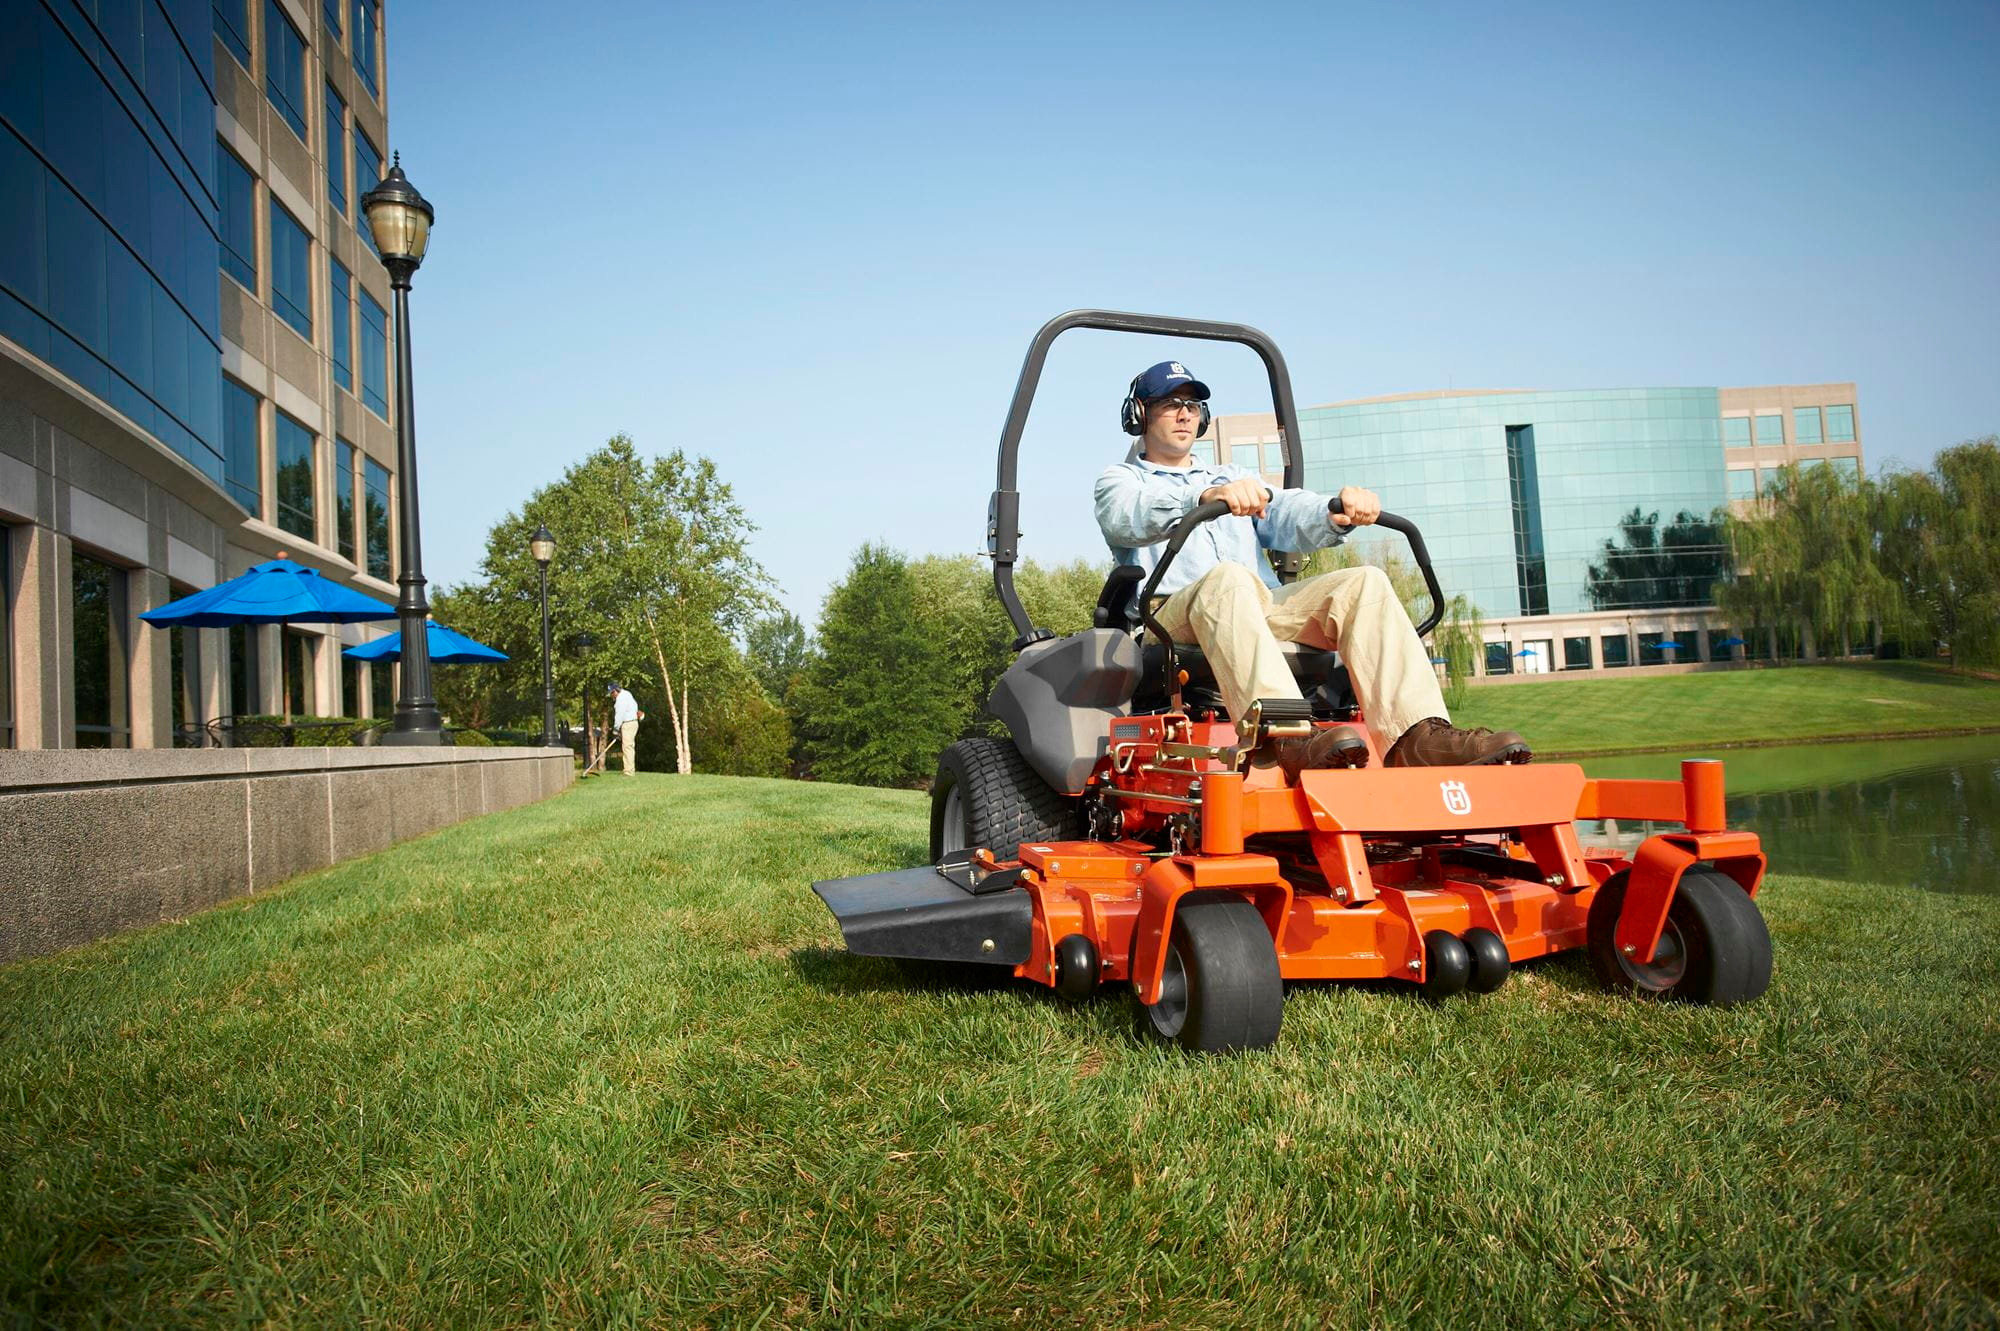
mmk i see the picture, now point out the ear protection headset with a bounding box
[1120,374,1211,439]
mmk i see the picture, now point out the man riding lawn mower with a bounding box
[812,311,1773,1053]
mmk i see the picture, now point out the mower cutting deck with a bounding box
[810,310,1773,1052]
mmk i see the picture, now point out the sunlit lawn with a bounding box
[4,773,1996,1326]
[1454,660,2000,756]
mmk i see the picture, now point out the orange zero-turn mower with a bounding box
[812,312,1773,1052]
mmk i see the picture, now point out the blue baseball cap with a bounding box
[1132,360,1210,402]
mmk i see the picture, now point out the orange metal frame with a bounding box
[1009,718,1762,1000]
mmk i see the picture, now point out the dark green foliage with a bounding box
[743,610,810,709]
[1586,507,1732,610]
[796,545,962,786]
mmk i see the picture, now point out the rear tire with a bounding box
[1588,868,1773,1006]
[1144,892,1284,1053]
[930,738,1075,863]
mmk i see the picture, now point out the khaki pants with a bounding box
[1152,563,1447,751]
[619,720,639,775]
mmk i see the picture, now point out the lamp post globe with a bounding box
[531,523,556,746]
[360,157,443,745]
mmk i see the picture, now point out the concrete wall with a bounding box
[0,745,573,963]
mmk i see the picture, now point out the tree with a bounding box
[744,610,811,708]
[795,545,961,787]
[1872,438,2000,669]
[1586,508,1732,611]
[1721,464,1891,662]
[454,435,772,771]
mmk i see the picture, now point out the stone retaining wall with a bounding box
[0,746,575,963]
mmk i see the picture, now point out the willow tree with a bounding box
[1875,439,2000,668]
[1721,463,1894,660]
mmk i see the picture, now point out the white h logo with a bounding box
[1440,780,1472,816]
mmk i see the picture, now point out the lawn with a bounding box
[1453,660,2000,756]
[3,774,1997,1326]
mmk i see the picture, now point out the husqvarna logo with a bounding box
[1440,780,1472,816]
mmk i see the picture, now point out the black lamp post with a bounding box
[361,156,442,745]
[530,524,556,746]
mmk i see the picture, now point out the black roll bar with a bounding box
[987,310,1305,646]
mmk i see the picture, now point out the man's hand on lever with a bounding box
[1199,478,1271,517]
[1333,486,1382,527]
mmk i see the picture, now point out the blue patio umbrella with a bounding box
[1719,636,1746,647]
[343,622,508,665]
[1514,647,1538,656]
[1655,640,1684,650]
[141,559,398,721]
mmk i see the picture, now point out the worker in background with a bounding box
[608,682,643,775]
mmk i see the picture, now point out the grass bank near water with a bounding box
[1453,660,2000,756]
[4,774,1997,1326]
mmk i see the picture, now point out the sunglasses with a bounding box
[1150,398,1206,417]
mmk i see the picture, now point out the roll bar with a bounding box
[987,310,1305,647]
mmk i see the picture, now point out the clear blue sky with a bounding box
[384,1,1999,625]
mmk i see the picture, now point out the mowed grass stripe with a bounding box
[1453,660,2000,755]
[0,774,1994,1326]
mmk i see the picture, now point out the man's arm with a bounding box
[1093,464,1202,547]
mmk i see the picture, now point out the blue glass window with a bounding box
[1562,636,1592,670]
[264,1,308,140]
[221,377,260,513]
[353,127,381,254]
[275,410,315,539]
[323,0,342,39]
[1793,407,1822,444]
[1754,414,1783,445]
[1722,417,1751,446]
[268,198,311,339]
[336,439,357,560]
[213,0,250,67]
[1231,443,1258,468]
[1601,634,1632,668]
[324,84,347,216]
[364,457,390,577]
[1728,469,1756,500]
[351,0,378,97]
[216,142,256,289]
[1832,456,1860,481]
[359,287,387,416]
[1826,404,1855,442]
[329,257,352,389]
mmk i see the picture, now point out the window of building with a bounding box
[1826,404,1855,442]
[324,84,347,216]
[1707,628,1737,661]
[275,411,316,540]
[1484,642,1512,676]
[264,0,308,140]
[217,142,257,290]
[1562,635,1592,670]
[286,629,314,716]
[336,439,357,560]
[72,550,130,747]
[213,0,250,67]
[370,659,392,718]
[342,658,362,716]
[221,377,261,513]
[353,128,382,255]
[329,257,352,390]
[1601,633,1632,668]
[169,617,198,738]
[1638,631,1672,666]
[1758,465,1782,495]
[359,288,388,416]
[1728,468,1756,501]
[1505,425,1548,615]
[364,457,391,577]
[352,0,379,96]
[269,200,312,340]
[1231,444,1258,469]
[1722,416,1751,446]
[1188,441,1214,465]
[1832,456,1860,481]
[1794,406,1822,444]
[1754,413,1783,445]
[323,0,341,39]
[229,623,261,715]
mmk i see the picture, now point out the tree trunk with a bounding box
[641,609,692,774]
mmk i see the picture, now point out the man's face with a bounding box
[1141,392,1205,460]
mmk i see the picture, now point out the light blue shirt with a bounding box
[1094,455,1347,598]
[612,689,639,727]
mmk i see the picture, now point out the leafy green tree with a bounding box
[744,610,811,708]
[1872,438,2000,668]
[796,545,960,787]
[453,435,772,771]
[1721,464,1892,662]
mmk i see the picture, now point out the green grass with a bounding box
[4,774,1997,1327]
[1453,660,2000,756]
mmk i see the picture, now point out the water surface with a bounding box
[1579,734,2000,894]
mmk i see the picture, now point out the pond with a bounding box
[1580,733,2000,895]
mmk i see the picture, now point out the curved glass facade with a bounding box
[1296,389,1728,619]
[0,0,227,491]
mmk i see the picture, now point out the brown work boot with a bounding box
[1383,717,1531,767]
[1269,725,1370,779]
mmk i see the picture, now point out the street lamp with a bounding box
[530,524,556,746]
[361,155,442,745]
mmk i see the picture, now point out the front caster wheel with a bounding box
[1587,868,1773,1006]
[1463,928,1511,994]
[1421,930,1471,1000]
[1144,892,1283,1053]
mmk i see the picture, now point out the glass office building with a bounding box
[1,0,404,748]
